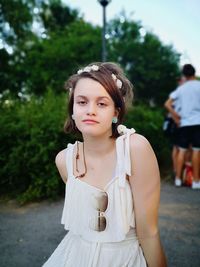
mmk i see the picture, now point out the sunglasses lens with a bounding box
[89,215,107,232]
[95,192,108,211]
[98,216,106,231]
[90,191,108,232]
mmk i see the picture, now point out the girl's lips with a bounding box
[82,120,99,124]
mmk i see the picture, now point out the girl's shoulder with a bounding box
[117,125,151,153]
[55,141,76,163]
[55,141,77,183]
[55,148,66,166]
[55,148,68,183]
[129,132,157,167]
[117,124,152,152]
[130,133,151,151]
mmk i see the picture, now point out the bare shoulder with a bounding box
[129,133,160,180]
[55,149,66,167]
[130,133,153,153]
[55,149,68,183]
[129,133,158,168]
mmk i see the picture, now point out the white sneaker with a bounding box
[175,178,182,187]
[192,181,200,189]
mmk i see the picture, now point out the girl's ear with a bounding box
[114,108,120,118]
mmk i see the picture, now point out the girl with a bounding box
[42,62,167,267]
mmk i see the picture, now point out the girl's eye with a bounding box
[77,101,86,105]
[98,102,107,107]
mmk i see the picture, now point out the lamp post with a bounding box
[98,0,111,61]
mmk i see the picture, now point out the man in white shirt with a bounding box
[164,64,200,189]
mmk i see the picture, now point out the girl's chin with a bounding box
[77,126,112,137]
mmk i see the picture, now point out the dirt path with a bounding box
[0,181,200,267]
[159,182,200,267]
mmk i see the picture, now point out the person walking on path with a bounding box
[164,64,200,189]
[163,77,185,179]
[42,62,167,267]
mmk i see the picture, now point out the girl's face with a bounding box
[73,78,118,138]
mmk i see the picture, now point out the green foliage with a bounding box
[0,0,33,44]
[107,16,180,105]
[0,89,76,203]
[125,104,171,166]
[21,20,101,95]
[40,0,79,32]
[0,0,36,94]
[0,0,82,96]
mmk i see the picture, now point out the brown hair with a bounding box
[64,62,134,138]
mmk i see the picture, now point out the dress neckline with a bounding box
[75,173,118,192]
[71,140,118,192]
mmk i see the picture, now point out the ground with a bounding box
[0,181,200,267]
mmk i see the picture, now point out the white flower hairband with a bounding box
[111,73,122,89]
[75,65,123,90]
[77,64,99,74]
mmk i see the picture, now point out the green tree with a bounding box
[40,0,79,33]
[0,0,35,96]
[0,0,33,45]
[20,20,101,95]
[107,16,180,105]
[0,0,101,96]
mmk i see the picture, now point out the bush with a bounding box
[0,90,76,203]
[125,104,171,168]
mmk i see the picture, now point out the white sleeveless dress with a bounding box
[42,128,147,267]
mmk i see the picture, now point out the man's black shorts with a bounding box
[171,127,180,146]
[178,125,200,150]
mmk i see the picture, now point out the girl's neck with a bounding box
[82,135,116,157]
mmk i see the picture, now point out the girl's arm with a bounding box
[129,134,167,267]
[55,149,68,183]
[164,98,180,126]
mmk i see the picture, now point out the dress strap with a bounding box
[116,127,136,187]
[65,143,75,179]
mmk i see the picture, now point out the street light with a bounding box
[98,0,111,61]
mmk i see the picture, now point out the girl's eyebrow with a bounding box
[75,95,111,101]
[75,95,87,99]
[98,96,110,101]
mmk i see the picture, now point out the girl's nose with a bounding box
[87,103,96,115]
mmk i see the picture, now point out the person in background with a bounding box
[164,76,185,179]
[164,64,200,189]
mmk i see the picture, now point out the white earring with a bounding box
[72,114,75,120]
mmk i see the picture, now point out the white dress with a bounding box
[42,129,147,267]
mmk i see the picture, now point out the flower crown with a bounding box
[77,65,99,74]
[75,64,123,90]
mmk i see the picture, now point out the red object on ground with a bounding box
[182,162,193,187]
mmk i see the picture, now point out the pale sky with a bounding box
[64,0,200,76]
